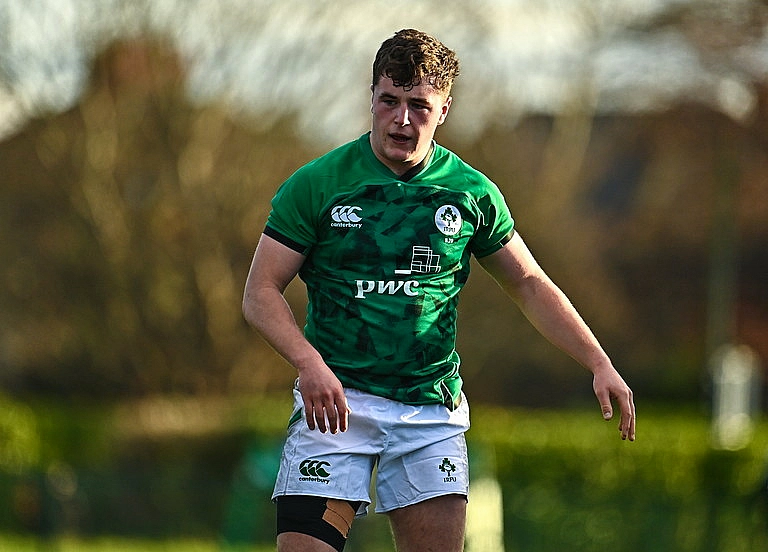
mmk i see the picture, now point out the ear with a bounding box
[437,96,452,125]
[370,84,375,113]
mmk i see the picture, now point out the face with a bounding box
[369,76,452,176]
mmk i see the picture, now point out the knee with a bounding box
[276,495,361,552]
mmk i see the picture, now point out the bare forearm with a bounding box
[510,272,635,440]
[479,235,635,439]
[479,235,613,375]
[242,286,324,372]
[243,284,350,433]
[513,273,613,374]
[242,233,349,433]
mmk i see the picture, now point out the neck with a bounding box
[397,144,434,182]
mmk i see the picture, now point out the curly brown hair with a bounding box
[372,29,460,96]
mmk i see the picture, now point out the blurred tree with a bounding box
[441,1,768,406]
[0,39,317,397]
[0,19,766,407]
[448,87,768,406]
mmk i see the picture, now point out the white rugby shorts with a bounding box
[272,385,470,515]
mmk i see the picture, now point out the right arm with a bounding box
[242,233,349,433]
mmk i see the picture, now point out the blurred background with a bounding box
[1,0,767,550]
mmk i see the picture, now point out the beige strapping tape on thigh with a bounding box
[322,499,356,538]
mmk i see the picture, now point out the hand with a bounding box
[297,365,351,434]
[593,366,636,441]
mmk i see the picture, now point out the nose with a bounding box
[395,104,410,126]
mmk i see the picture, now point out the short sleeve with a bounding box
[264,165,319,254]
[469,181,515,258]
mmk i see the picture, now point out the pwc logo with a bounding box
[330,205,363,228]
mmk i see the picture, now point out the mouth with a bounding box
[389,132,412,145]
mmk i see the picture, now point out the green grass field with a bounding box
[0,534,275,552]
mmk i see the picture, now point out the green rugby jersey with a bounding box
[264,133,515,408]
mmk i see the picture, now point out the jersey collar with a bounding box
[398,142,435,182]
[362,132,435,183]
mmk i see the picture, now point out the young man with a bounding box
[243,28,635,552]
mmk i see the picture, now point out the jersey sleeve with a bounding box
[264,165,318,255]
[469,179,516,258]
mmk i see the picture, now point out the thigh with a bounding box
[277,532,336,552]
[374,396,470,512]
[387,494,466,552]
[272,387,382,507]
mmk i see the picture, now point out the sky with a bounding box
[1,0,766,145]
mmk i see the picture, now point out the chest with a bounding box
[311,182,477,278]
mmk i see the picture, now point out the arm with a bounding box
[242,233,349,433]
[478,232,636,441]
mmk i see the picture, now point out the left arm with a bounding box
[478,232,636,441]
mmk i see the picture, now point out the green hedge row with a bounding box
[468,406,768,552]
[1,396,767,551]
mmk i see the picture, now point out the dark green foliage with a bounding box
[1,398,766,550]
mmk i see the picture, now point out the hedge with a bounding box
[1,396,766,551]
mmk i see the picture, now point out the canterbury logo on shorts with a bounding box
[299,458,332,482]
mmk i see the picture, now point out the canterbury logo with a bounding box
[299,459,331,478]
[331,205,363,225]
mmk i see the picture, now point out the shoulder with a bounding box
[274,137,365,204]
[432,144,492,183]
[295,135,367,178]
[427,143,500,197]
